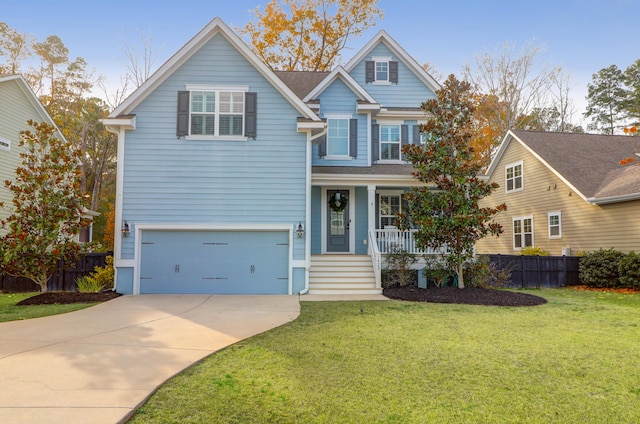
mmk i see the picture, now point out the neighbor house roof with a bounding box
[487,129,640,204]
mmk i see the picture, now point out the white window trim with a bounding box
[325,114,352,159]
[548,211,562,239]
[513,215,534,250]
[0,137,10,151]
[184,84,249,141]
[505,160,524,193]
[378,123,402,161]
[372,56,392,85]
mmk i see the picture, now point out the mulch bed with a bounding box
[383,286,548,306]
[16,291,122,306]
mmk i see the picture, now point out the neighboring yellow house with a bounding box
[477,129,640,256]
[0,74,97,241]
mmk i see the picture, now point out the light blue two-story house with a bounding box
[103,17,439,295]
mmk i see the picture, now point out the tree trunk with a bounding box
[457,261,465,289]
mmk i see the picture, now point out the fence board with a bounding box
[0,252,112,293]
[487,254,580,289]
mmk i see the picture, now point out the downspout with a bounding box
[104,125,125,293]
[299,129,322,295]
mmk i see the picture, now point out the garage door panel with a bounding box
[139,230,289,294]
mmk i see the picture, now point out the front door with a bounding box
[327,189,349,252]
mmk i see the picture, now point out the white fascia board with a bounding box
[376,109,426,119]
[312,173,425,187]
[108,17,321,123]
[297,121,326,131]
[101,116,136,130]
[304,66,377,104]
[357,103,381,112]
[587,193,640,205]
[135,223,294,231]
[343,30,441,93]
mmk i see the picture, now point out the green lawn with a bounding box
[0,293,96,322]
[130,288,640,423]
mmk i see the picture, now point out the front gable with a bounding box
[344,31,439,109]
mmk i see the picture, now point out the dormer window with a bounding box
[365,58,398,84]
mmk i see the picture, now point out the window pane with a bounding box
[514,234,522,248]
[380,196,390,215]
[524,219,532,233]
[220,115,243,135]
[549,215,559,226]
[220,92,243,113]
[550,227,560,236]
[331,211,345,235]
[513,221,521,234]
[515,176,522,189]
[192,93,204,113]
[524,234,532,246]
[376,61,388,81]
[191,115,203,134]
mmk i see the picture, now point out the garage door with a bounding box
[139,230,289,294]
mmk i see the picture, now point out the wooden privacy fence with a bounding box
[0,252,112,293]
[487,254,581,289]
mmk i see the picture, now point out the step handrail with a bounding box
[368,230,382,288]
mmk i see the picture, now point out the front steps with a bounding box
[308,255,381,295]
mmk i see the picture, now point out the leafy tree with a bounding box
[0,121,89,292]
[241,0,383,71]
[584,64,627,134]
[402,75,506,289]
[0,22,32,74]
[624,59,640,125]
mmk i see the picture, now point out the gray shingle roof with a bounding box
[312,164,414,176]
[511,130,640,202]
[275,71,330,100]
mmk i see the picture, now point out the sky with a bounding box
[3,0,639,125]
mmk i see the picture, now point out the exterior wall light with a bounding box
[122,220,130,237]
[296,222,304,238]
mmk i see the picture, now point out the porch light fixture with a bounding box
[122,220,130,237]
[296,222,304,238]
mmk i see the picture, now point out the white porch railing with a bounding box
[373,229,447,255]
[368,230,382,289]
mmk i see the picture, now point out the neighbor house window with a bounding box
[548,211,562,239]
[380,125,401,160]
[0,137,10,151]
[327,118,350,157]
[191,90,244,136]
[513,216,533,249]
[379,193,401,228]
[505,161,523,193]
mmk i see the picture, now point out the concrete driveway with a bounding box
[0,294,300,424]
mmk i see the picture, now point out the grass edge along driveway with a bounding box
[130,288,640,424]
[0,293,96,322]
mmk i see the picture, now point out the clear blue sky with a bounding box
[3,0,639,122]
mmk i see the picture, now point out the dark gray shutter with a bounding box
[389,61,398,83]
[371,124,380,161]
[365,61,375,83]
[177,91,189,137]
[413,125,420,144]
[245,92,257,139]
[401,124,409,160]
[318,135,327,158]
[349,118,358,158]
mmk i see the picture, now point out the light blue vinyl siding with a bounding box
[311,186,322,254]
[120,34,307,261]
[292,267,305,294]
[350,43,436,108]
[354,187,369,254]
[115,267,134,294]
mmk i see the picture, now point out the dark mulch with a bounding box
[383,286,547,306]
[16,291,122,306]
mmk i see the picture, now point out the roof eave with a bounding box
[587,193,640,205]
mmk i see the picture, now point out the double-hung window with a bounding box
[548,211,562,239]
[365,58,398,84]
[513,216,533,249]
[376,61,389,82]
[179,85,256,140]
[505,161,523,193]
[327,118,350,157]
[379,193,402,228]
[190,90,244,137]
[380,125,401,160]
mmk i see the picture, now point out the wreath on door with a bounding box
[329,192,348,212]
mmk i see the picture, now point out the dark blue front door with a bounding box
[327,190,349,252]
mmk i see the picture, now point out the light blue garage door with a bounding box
[139,230,289,294]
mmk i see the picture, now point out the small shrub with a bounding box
[464,256,513,288]
[519,246,550,256]
[422,256,456,287]
[382,247,417,288]
[76,256,114,293]
[618,251,640,289]
[579,249,624,288]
